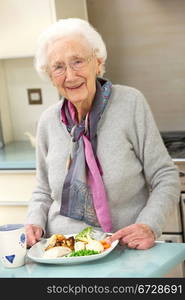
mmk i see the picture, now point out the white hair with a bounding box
[34,18,107,80]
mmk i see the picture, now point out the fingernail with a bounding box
[106,237,111,243]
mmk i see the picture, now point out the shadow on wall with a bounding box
[0,112,4,148]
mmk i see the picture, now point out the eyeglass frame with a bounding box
[48,52,95,77]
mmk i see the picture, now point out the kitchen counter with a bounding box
[0,141,35,169]
[0,242,185,278]
[160,131,185,159]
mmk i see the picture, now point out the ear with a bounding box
[96,57,103,76]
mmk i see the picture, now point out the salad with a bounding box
[43,227,111,259]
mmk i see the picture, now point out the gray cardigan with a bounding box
[26,84,181,238]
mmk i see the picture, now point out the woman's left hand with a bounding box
[108,224,155,250]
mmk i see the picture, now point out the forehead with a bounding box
[47,35,92,62]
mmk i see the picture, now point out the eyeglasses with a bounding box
[50,54,93,77]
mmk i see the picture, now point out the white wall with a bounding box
[3,57,59,141]
[87,0,185,131]
[0,0,55,59]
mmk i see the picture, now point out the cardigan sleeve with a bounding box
[26,114,53,234]
[131,90,181,238]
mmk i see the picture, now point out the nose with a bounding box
[65,65,77,81]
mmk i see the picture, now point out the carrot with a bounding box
[100,240,111,249]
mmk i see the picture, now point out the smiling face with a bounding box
[47,36,102,113]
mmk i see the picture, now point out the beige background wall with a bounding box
[87,0,185,131]
[1,0,185,140]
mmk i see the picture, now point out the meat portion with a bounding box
[45,234,75,251]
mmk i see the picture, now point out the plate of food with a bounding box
[27,227,119,264]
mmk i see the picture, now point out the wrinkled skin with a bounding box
[26,224,43,248]
[107,224,155,250]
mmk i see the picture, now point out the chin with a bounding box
[67,93,88,104]
[69,98,87,105]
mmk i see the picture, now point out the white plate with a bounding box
[27,234,119,264]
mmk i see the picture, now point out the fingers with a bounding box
[121,233,136,244]
[108,227,130,243]
[25,224,43,248]
[126,240,138,249]
[26,225,36,247]
[108,224,140,243]
[120,237,154,250]
[108,224,155,250]
[135,239,155,250]
[34,226,43,240]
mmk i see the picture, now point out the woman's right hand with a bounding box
[25,224,43,248]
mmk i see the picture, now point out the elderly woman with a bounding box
[26,18,180,250]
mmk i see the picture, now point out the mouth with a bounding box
[66,83,84,91]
